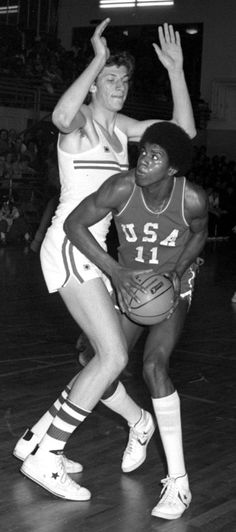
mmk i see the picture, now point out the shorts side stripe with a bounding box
[69,241,84,283]
[62,236,70,286]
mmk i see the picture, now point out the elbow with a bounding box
[189,126,197,140]
[171,119,197,140]
[52,108,72,132]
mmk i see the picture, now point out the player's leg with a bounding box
[142,298,191,519]
[101,314,156,473]
[21,276,128,500]
[75,310,156,473]
[13,374,83,473]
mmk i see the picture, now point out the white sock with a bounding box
[101,381,141,426]
[152,391,186,479]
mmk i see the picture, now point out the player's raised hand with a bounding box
[152,23,183,75]
[91,18,111,62]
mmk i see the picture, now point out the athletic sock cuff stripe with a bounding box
[49,404,59,417]
[47,425,70,442]
[58,408,84,426]
[65,399,91,417]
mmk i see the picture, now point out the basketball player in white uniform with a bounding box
[14,19,196,503]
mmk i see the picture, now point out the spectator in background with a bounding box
[12,154,36,180]
[0,129,9,157]
[0,199,31,245]
[8,128,18,152]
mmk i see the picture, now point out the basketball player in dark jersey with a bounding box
[64,122,208,520]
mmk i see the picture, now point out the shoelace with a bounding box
[124,427,146,456]
[159,477,177,504]
[55,455,80,489]
[124,428,139,455]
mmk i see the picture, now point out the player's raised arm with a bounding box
[118,23,196,142]
[52,18,111,132]
[153,24,196,138]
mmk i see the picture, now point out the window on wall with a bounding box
[99,0,174,8]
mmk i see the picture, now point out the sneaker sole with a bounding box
[20,463,91,501]
[151,508,185,520]
[122,423,156,473]
[13,448,29,461]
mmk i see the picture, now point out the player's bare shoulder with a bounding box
[184,179,208,220]
[109,168,135,195]
[59,104,98,153]
[101,169,135,213]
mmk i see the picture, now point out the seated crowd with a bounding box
[0,125,59,246]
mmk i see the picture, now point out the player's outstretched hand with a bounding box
[152,23,183,75]
[91,18,111,63]
[111,267,153,313]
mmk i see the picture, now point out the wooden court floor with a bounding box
[1,238,236,532]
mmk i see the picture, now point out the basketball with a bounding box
[126,272,174,326]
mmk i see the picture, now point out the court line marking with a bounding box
[0,359,75,378]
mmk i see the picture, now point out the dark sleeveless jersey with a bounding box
[114,177,190,274]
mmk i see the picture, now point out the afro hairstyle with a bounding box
[139,122,193,177]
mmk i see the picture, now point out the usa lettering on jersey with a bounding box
[121,223,179,265]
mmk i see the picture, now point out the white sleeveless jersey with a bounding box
[40,122,128,293]
[52,122,128,241]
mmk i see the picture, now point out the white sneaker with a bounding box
[20,446,91,501]
[121,410,155,473]
[151,474,192,520]
[13,429,83,473]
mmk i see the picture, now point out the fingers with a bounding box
[175,30,181,46]
[166,23,175,43]
[95,18,110,37]
[152,42,161,58]
[158,23,180,46]
[158,25,165,48]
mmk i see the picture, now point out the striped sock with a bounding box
[31,382,73,438]
[39,398,91,452]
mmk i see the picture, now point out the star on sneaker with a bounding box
[20,446,91,501]
[151,474,192,520]
[121,409,155,473]
[13,428,83,473]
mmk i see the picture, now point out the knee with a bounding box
[143,347,169,389]
[109,349,128,379]
[94,341,128,382]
